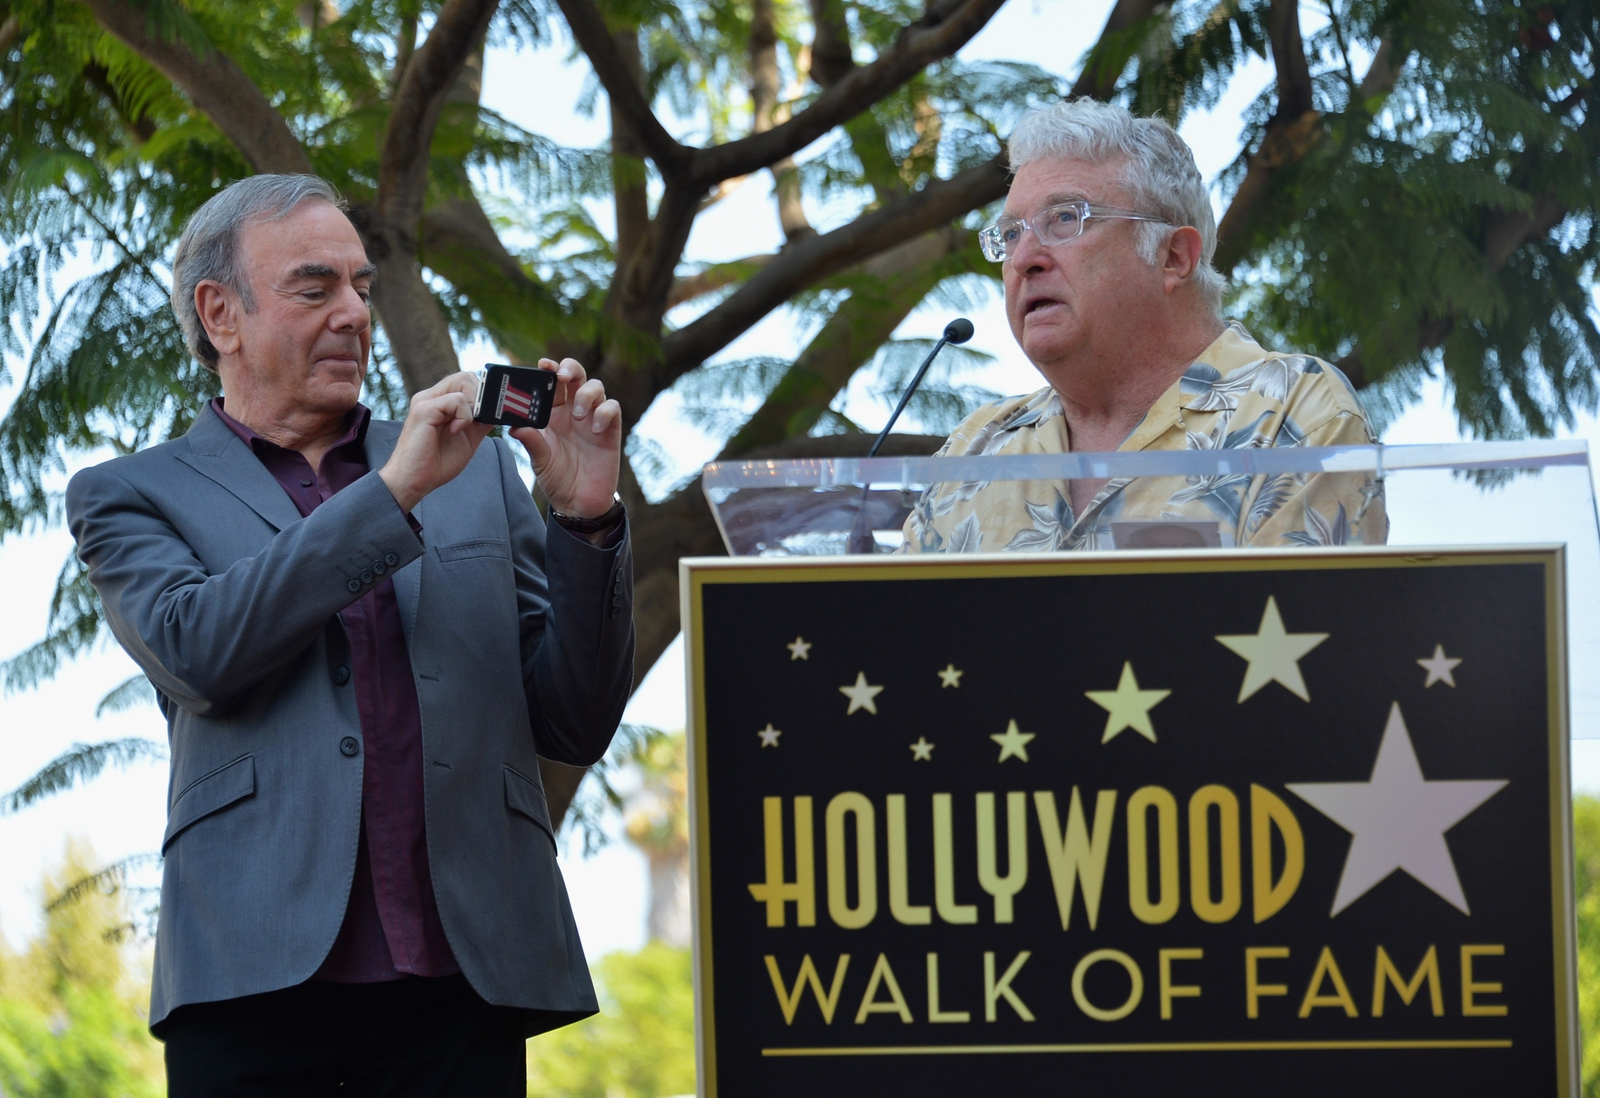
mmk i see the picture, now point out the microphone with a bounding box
[866,318,975,458]
[847,318,975,552]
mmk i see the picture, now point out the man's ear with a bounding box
[194,280,243,358]
[1161,226,1205,294]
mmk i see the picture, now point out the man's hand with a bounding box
[379,372,494,513]
[510,358,622,519]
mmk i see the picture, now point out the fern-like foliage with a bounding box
[0,738,167,816]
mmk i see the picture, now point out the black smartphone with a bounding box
[472,364,558,429]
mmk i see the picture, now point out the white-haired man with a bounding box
[903,98,1385,553]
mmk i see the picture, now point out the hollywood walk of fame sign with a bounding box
[681,547,1576,1097]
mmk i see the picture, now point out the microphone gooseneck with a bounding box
[865,317,974,459]
[847,318,974,552]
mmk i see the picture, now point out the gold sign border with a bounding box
[679,545,1575,1098]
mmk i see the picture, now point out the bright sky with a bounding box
[2,0,1598,961]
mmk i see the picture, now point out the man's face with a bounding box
[228,200,374,416]
[1001,156,1163,380]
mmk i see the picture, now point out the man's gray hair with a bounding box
[1009,98,1226,312]
[170,174,347,370]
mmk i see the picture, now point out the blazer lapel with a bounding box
[364,418,423,645]
[175,405,302,532]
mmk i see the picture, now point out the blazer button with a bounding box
[371,558,387,576]
[332,664,351,686]
[346,579,361,593]
[383,551,400,567]
[339,736,360,757]
[359,568,374,585]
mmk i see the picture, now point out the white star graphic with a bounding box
[1286,703,1506,915]
[787,636,812,660]
[1216,596,1328,702]
[909,737,935,761]
[757,723,782,747]
[937,664,964,688]
[839,672,884,715]
[990,720,1035,763]
[1417,644,1462,688]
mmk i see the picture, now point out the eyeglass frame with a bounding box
[978,200,1170,263]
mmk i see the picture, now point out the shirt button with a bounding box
[339,736,360,757]
[359,569,374,585]
[300,478,313,487]
[346,579,361,594]
[383,551,400,567]
[332,665,350,686]
[371,559,387,576]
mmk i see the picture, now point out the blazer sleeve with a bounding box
[494,439,635,766]
[66,460,425,716]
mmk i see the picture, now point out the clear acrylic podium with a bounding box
[700,440,1600,738]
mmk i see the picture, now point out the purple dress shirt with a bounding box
[212,398,458,983]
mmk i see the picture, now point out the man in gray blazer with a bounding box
[67,174,634,1095]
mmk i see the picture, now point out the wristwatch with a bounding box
[549,496,625,534]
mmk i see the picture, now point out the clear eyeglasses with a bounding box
[978,200,1169,262]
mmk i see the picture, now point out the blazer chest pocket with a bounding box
[504,765,555,846]
[162,755,255,853]
[435,538,511,563]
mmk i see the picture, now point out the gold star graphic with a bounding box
[909,737,935,761]
[990,720,1035,763]
[1215,596,1328,702]
[839,672,884,715]
[787,636,812,660]
[1085,662,1171,743]
[937,664,964,688]
[1417,644,1462,688]
[757,723,782,747]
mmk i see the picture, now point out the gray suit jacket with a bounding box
[65,405,634,1034]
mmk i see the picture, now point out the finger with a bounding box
[569,378,607,420]
[590,398,622,434]
[510,425,551,470]
[553,357,587,408]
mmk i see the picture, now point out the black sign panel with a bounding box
[682,548,1575,1097]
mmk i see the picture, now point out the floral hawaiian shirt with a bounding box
[900,324,1387,553]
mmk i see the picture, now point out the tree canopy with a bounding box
[1,0,1595,820]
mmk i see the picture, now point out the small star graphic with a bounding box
[909,737,935,761]
[839,672,884,715]
[1417,644,1462,688]
[787,636,812,660]
[757,723,782,747]
[937,664,964,688]
[1084,662,1171,743]
[1215,596,1329,702]
[990,720,1035,763]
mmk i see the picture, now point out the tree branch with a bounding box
[1068,0,1164,100]
[690,0,1006,186]
[362,0,501,389]
[807,0,855,87]
[552,0,688,174]
[379,0,499,229]
[719,228,970,456]
[666,254,775,310]
[1267,0,1313,118]
[661,156,1007,383]
[77,0,311,173]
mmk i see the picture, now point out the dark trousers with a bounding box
[161,974,526,1097]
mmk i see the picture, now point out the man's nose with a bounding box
[1009,223,1054,274]
[329,284,371,331]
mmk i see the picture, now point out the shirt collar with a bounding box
[210,397,371,455]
